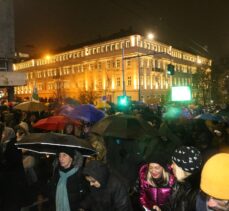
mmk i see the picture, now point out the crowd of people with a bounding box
[0,100,229,211]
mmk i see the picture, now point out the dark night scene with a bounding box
[0,0,229,211]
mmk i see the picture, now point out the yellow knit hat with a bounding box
[201,153,229,200]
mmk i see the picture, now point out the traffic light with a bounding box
[167,64,175,75]
[117,95,131,111]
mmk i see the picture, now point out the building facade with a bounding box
[13,34,212,104]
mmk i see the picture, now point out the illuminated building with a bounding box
[13,34,212,103]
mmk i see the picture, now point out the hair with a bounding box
[172,162,192,182]
[146,165,170,187]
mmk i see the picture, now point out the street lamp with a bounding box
[147,33,155,40]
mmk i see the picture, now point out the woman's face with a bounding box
[171,161,191,182]
[85,176,101,188]
[148,163,163,179]
[59,152,73,169]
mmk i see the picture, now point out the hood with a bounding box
[83,160,110,188]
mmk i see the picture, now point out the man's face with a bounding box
[207,197,229,211]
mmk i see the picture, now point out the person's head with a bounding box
[148,163,164,179]
[15,121,29,141]
[171,146,202,182]
[201,153,229,211]
[64,123,75,135]
[58,148,75,169]
[85,176,101,188]
[83,160,109,189]
[145,152,170,186]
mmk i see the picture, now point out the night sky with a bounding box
[14,0,229,59]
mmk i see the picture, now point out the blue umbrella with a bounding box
[66,104,105,123]
[194,113,223,122]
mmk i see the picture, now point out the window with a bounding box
[107,61,111,69]
[116,60,120,68]
[127,76,132,86]
[106,45,110,52]
[89,64,94,71]
[98,62,102,70]
[115,43,120,50]
[126,41,130,48]
[98,79,102,88]
[116,77,121,87]
[127,60,131,67]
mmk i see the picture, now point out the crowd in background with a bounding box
[0,99,229,211]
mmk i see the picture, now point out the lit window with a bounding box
[127,76,132,86]
[116,60,120,68]
[117,77,120,87]
[98,62,102,70]
[126,41,130,48]
[127,60,131,67]
[107,61,111,69]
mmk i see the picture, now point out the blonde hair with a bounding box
[146,166,170,187]
[173,162,191,182]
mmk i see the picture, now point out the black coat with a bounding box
[163,172,201,211]
[80,160,133,211]
[0,138,28,211]
[48,167,88,211]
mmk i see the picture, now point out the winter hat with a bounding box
[201,153,229,200]
[58,147,75,159]
[172,146,202,173]
[146,152,168,169]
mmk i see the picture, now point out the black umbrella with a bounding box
[90,114,158,139]
[15,133,96,157]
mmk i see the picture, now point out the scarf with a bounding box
[56,167,78,211]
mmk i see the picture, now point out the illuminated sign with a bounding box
[171,86,192,101]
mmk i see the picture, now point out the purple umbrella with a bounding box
[56,104,75,116]
[65,104,105,123]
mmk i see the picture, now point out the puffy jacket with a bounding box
[139,164,175,210]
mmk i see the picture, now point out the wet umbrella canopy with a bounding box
[32,115,80,131]
[91,114,158,139]
[64,104,105,123]
[194,113,223,122]
[15,133,96,157]
[14,101,47,112]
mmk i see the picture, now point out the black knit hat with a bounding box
[146,152,168,169]
[58,147,75,159]
[172,146,202,173]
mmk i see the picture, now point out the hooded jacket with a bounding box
[80,160,133,211]
[139,164,175,210]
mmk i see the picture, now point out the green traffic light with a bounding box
[167,64,175,75]
[119,96,128,106]
[117,95,131,111]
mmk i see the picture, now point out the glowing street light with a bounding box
[44,54,51,60]
[147,33,154,40]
